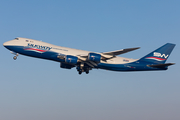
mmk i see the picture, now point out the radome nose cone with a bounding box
[3,41,11,49]
[3,42,7,46]
[3,41,11,47]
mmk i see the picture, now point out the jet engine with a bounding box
[65,55,78,65]
[88,53,101,63]
[60,63,74,69]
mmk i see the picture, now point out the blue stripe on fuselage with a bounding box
[5,46,65,62]
[97,61,167,71]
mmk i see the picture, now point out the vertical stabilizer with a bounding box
[139,43,175,64]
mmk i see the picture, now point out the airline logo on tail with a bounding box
[145,52,169,61]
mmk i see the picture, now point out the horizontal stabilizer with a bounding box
[102,47,140,56]
[147,63,175,68]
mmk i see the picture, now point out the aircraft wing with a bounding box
[77,47,140,59]
[102,47,140,56]
[76,55,97,68]
[76,47,140,68]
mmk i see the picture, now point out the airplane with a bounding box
[3,37,175,74]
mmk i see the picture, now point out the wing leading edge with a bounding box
[102,47,140,56]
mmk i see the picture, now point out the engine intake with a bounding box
[88,53,101,63]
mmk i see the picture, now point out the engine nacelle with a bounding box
[60,63,74,69]
[88,53,101,63]
[65,55,78,65]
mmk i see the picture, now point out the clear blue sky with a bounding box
[0,0,180,120]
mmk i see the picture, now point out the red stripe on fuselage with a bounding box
[24,48,47,52]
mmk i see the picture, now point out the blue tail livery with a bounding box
[139,43,175,64]
[3,38,176,74]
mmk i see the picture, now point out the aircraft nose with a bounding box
[3,41,8,46]
[3,42,7,46]
[3,41,12,47]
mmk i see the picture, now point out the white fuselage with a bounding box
[4,37,171,74]
[3,37,137,64]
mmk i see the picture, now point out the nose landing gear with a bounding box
[10,51,18,60]
[13,56,17,60]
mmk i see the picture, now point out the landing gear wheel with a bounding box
[85,71,89,74]
[79,71,82,75]
[13,56,17,60]
[85,68,89,74]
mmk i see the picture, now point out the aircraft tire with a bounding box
[85,71,89,74]
[13,56,17,60]
[79,71,82,75]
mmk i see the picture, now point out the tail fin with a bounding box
[139,43,175,64]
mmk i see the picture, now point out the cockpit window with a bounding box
[15,38,19,40]
[26,40,29,42]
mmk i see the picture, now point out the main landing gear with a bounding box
[77,69,89,75]
[76,63,91,75]
[78,70,82,75]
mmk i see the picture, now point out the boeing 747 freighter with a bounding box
[3,37,175,74]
